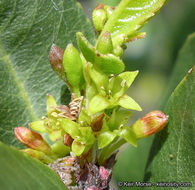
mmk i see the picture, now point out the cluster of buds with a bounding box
[92,3,115,35]
[14,1,168,189]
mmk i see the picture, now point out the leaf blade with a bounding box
[145,66,195,186]
[0,142,68,190]
[99,0,167,47]
[0,0,94,147]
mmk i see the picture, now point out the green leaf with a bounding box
[98,0,167,47]
[0,0,94,147]
[88,94,110,115]
[117,126,137,147]
[0,142,67,190]
[61,118,80,139]
[98,131,117,149]
[118,94,142,111]
[77,32,125,74]
[145,66,195,186]
[164,33,195,102]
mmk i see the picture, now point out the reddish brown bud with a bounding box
[91,114,105,132]
[49,44,65,80]
[15,127,51,154]
[63,133,74,147]
[131,110,168,139]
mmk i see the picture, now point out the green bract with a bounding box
[77,32,125,74]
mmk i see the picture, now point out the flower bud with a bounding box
[96,31,113,54]
[131,111,168,139]
[63,133,74,147]
[15,127,51,154]
[104,5,115,19]
[92,3,107,33]
[91,113,105,132]
[113,45,124,57]
[49,44,65,80]
[21,148,54,164]
[63,43,85,96]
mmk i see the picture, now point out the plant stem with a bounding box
[99,138,126,165]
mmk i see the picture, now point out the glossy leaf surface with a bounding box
[99,0,167,47]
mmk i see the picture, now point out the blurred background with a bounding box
[79,0,195,189]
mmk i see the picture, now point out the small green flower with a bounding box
[30,94,75,142]
[61,118,95,156]
[87,66,142,115]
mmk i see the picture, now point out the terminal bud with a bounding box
[131,111,168,139]
[96,31,113,54]
[15,127,51,154]
[49,44,65,80]
[92,3,107,33]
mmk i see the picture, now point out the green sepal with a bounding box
[87,64,109,94]
[72,141,86,156]
[118,94,142,111]
[77,32,125,74]
[77,32,96,63]
[60,118,80,139]
[78,108,91,126]
[108,109,132,131]
[109,71,139,99]
[98,131,117,149]
[79,127,95,145]
[117,126,137,147]
[88,94,111,115]
[63,43,85,96]
[51,138,70,157]
[96,31,113,54]
[30,120,47,132]
[46,94,57,115]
